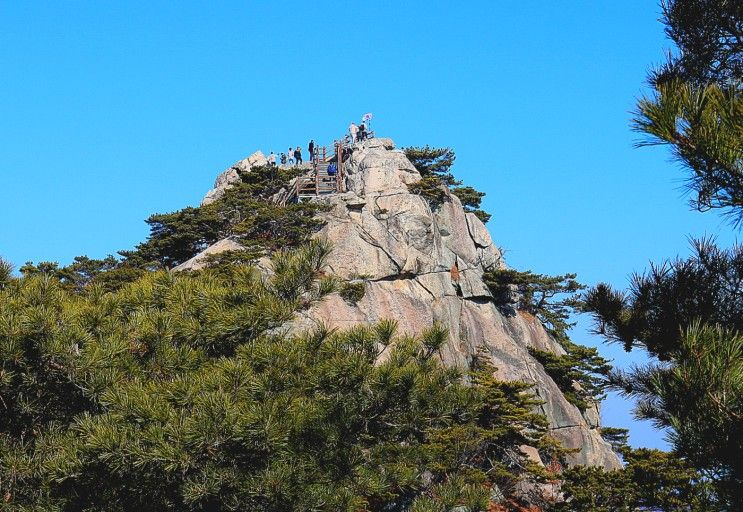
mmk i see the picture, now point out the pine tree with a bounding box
[404,146,492,222]
[579,2,743,507]
[483,269,610,410]
[0,243,564,511]
[633,1,743,224]
[557,447,718,511]
[654,0,743,84]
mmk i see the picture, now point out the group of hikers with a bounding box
[266,139,322,168]
[265,115,373,168]
[267,143,311,168]
[347,121,369,143]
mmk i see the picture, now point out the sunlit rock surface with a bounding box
[187,137,621,469]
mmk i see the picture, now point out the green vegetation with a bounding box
[404,146,491,223]
[19,165,329,294]
[19,255,146,293]
[558,426,718,510]
[122,166,328,268]
[634,80,743,225]
[404,146,458,186]
[483,269,583,339]
[1,257,15,287]
[583,239,743,358]
[451,185,491,223]
[483,269,610,411]
[634,0,743,225]
[407,174,449,208]
[580,2,743,508]
[557,447,718,511]
[652,0,742,85]
[339,281,366,304]
[598,426,630,453]
[12,10,741,501]
[528,342,610,411]
[0,252,567,510]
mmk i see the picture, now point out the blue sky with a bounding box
[1,1,737,449]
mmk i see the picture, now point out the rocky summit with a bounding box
[184,136,620,470]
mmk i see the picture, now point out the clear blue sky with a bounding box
[1,1,737,450]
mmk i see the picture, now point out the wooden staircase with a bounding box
[291,142,346,202]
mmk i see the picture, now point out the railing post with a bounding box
[336,141,345,193]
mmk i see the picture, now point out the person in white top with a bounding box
[267,151,276,166]
[349,122,358,143]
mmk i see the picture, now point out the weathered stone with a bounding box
[345,145,422,196]
[465,212,502,270]
[201,151,266,205]
[361,137,395,150]
[520,445,545,466]
[173,238,245,271]
[192,136,621,470]
[246,150,268,168]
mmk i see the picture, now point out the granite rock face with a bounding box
[201,151,267,205]
[173,238,244,272]
[188,137,621,469]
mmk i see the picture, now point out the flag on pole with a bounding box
[362,112,373,122]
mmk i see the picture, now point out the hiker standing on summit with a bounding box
[308,139,315,162]
[349,122,358,143]
[294,146,302,165]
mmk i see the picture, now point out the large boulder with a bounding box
[201,151,267,205]
[173,238,244,271]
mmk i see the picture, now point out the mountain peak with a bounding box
[181,135,620,470]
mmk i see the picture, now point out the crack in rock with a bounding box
[356,225,403,273]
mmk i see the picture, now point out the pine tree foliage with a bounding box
[583,238,743,358]
[527,342,610,411]
[0,257,13,289]
[483,270,610,411]
[634,80,743,224]
[635,1,743,224]
[655,0,743,84]
[607,323,743,506]
[483,270,583,339]
[557,447,718,511]
[404,146,492,223]
[122,166,328,268]
[598,426,630,454]
[578,3,743,504]
[404,146,459,186]
[559,421,718,511]
[20,165,328,294]
[451,186,492,223]
[0,244,566,511]
[19,255,146,293]
[583,242,743,507]
[339,281,366,304]
[407,175,450,208]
